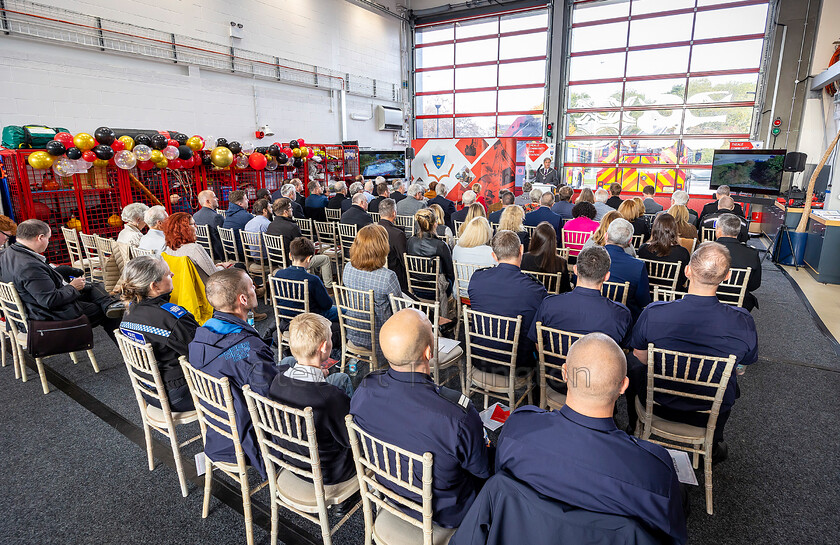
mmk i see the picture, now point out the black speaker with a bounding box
[405,147,415,160]
[784,151,807,172]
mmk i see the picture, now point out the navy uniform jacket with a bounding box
[630,295,758,413]
[550,200,574,219]
[528,286,632,348]
[469,264,547,370]
[273,265,333,316]
[487,207,505,224]
[193,206,224,262]
[223,203,254,257]
[605,244,651,318]
[451,206,470,225]
[340,205,374,229]
[188,311,279,478]
[523,206,563,244]
[429,195,457,231]
[497,406,687,544]
[350,369,491,528]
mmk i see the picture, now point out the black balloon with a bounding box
[277,152,288,163]
[267,144,279,156]
[46,140,66,156]
[293,157,304,168]
[216,138,228,148]
[177,145,193,160]
[66,147,82,160]
[201,153,212,165]
[255,146,268,154]
[150,134,168,150]
[228,141,242,154]
[93,144,115,160]
[174,133,188,145]
[134,134,152,146]
[289,139,299,149]
[94,127,115,145]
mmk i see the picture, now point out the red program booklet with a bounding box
[321,358,339,370]
[490,404,511,424]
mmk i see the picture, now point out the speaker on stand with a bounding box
[766,151,808,267]
[405,147,415,185]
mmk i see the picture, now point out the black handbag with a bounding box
[27,315,94,358]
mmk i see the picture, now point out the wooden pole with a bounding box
[128,173,163,207]
[796,126,840,232]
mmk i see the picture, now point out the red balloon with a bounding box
[283,147,293,157]
[55,132,74,147]
[272,142,281,147]
[297,138,305,146]
[82,150,96,162]
[307,149,314,159]
[169,158,182,169]
[111,139,125,152]
[167,139,178,147]
[248,152,267,170]
[138,160,155,171]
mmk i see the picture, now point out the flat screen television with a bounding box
[710,149,787,196]
[359,150,405,178]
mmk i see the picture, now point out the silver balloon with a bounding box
[242,141,256,155]
[265,157,278,171]
[162,145,179,160]
[134,145,153,161]
[235,154,249,169]
[52,157,74,177]
[114,150,137,170]
[72,159,92,173]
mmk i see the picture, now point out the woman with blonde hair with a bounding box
[407,208,455,317]
[668,204,698,240]
[575,187,595,204]
[618,199,650,240]
[429,203,454,244]
[453,216,495,268]
[458,203,487,236]
[498,204,529,251]
[472,182,488,212]
[582,210,637,256]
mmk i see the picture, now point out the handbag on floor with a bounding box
[26,315,94,358]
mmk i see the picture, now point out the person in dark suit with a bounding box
[550,185,575,219]
[700,185,745,222]
[524,192,563,244]
[606,182,623,209]
[428,182,457,231]
[293,179,307,211]
[326,181,349,211]
[604,218,651,319]
[368,182,390,213]
[193,189,225,261]
[488,191,514,224]
[267,198,334,287]
[452,190,476,225]
[642,185,664,214]
[304,181,328,222]
[391,180,407,203]
[340,193,374,229]
[377,198,408,291]
[715,214,761,311]
[534,157,559,188]
[274,183,305,219]
[701,196,748,243]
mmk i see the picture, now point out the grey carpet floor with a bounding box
[1,256,838,544]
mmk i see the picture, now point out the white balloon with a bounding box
[163,145,179,160]
[242,141,256,155]
[134,145,153,161]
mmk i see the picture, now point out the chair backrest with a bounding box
[642,214,656,229]
[130,246,155,258]
[535,323,585,408]
[562,229,592,257]
[325,208,342,222]
[337,223,358,260]
[218,227,240,262]
[522,224,537,238]
[239,230,265,268]
[262,233,288,272]
[631,234,645,250]
[601,280,630,305]
[641,258,682,293]
[403,255,441,303]
[314,221,338,254]
[217,209,226,219]
[116,330,171,414]
[463,307,521,379]
[0,281,28,340]
[194,224,215,262]
[453,220,464,236]
[652,286,687,302]
[333,285,376,351]
[268,276,310,338]
[525,270,563,294]
[395,214,415,234]
[345,414,436,545]
[294,217,315,241]
[61,226,84,265]
[701,226,717,242]
[79,232,103,281]
[678,236,696,254]
[95,235,115,259]
[453,261,483,304]
[368,212,380,223]
[556,247,570,261]
[716,266,751,307]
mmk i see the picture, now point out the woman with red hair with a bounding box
[162,212,234,277]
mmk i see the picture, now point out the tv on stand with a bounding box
[710,149,787,196]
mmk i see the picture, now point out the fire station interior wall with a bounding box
[0,0,406,148]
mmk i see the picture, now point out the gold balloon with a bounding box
[73,133,96,151]
[210,146,234,168]
[186,136,204,151]
[27,151,54,169]
[118,135,135,151]
[292,148,302,158]
[299,146,308,156]
[93,159,109,167]
[156,157,168,169]
[150,149,164,163]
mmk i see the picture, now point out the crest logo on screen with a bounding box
[432,155,445,169]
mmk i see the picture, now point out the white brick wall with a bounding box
[0,0,406,148]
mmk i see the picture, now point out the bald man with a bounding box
[496,333,687,544]
[350,309,491,530]
[193,189,224,260]
[700,196,748,242]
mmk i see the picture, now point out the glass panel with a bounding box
[415,118,453,139]
[624,78,686,106]
[415,69,453,93]
[455,91,497,114]
[414,44,454,68]
[498,87,544,112]
[571,22,629,52]
[415,94,454,116]
[568,52,626,80]
[690,39,764,72]
[567,111,621,136]
[500,32,548,60]
[618,139,682,164]
[681,138,730,165]
[498,60,546,85]
[568,82,624,109]
[454,116,496,137]
[500,10,548,32]
[621,109,683,135]
[697,0,760,5]
[631,0,695,15]
[694,4,769,39]
[626,46,690,76]
[684,106,753,134]
[687,74,760,103]
[516,140,529,163]
[456,65,497,89]
[456,17,499,39]
[564,139,619,164]
[498,115,542,137]
[563,166,601,189]
[572,2,629,24]
[455,38,498,64]
[629,14,693,47]
[684,168,713,194]
[415,25,454,45]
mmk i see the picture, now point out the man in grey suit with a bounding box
[642,185,663,214]
[593,188,613,221]
[396,183,427,217]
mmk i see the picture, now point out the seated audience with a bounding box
[368,182,390,213]
[575,187,595,204]
[604,218,651,318]
[340,193,374,228]
[618,199,650,240]
[661,190,699,226]
[551,185,575,219]
[461,203,488,236]
[428,183,457,231]
[701,196,748,243]
[499,205,529,252]
[424,180,438,200]
[279,183,305,218]
[304,181,328,222]
[116,255,198,411]
[524,188,542,213]
[117,203,149,247]
[606,182,623,209]
[267,198,334,288]
[489,191,514,224]
[274,237,338,322]
[0,215,17,250]
[524,192,562,244]
[453,217,495,268]
[643,185,663,214]
[593,188,613,220]
[669,204,699,240]
[293,179,306,210]
[188,268,278,477]
[363,180,376,202]
[223,190,253,232]
[138,205,169,253]
[453,190,476,224]
[162,213,234,278]
[715,213,761,311]
[396,183,427,217]
[326,181,349,211]
[514,182,532,208]
[0,219,122,343]
[472,183,488,212]
[350,308,490,528]
[631,242,758,462]
[583,211,637,257]
[429,203,455,243]
[407,209,455,317]
[521,222,571,293]
[193,190,224,260]
[638,214,690,289]
[391,180,406,203]
[700,184,745,221]
[244,198,272,237]
[497,333,687,544]
[562,201,600,247]
[377,198,408,291]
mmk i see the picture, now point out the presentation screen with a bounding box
[359,151,406,178]
[710,149,787,195]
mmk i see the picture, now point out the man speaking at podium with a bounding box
[535,157,559,189]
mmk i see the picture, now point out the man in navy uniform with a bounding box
[715,214,761,311]
[604,218,651,318]
[700,196,748,243]
[524,192,563,244]
[631,241,758,462]
[350,308,491,529]
[188,268,278,478]
[496,333,687,544]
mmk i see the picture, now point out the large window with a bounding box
[563,0,772,194]
[414,8,550,184]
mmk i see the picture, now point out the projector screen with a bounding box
[710,149,787,196]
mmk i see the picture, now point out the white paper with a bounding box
[438,337,461,356]
[479,402,510,431]
[195,452,206,476]
[666,449,698,486]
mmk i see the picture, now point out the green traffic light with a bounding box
[772,127,781,136]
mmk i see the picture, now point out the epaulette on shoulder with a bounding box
[161,302,187,319]
[436,385,470,413]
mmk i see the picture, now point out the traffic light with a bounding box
[546,122,554,139]
[772,117,782,136]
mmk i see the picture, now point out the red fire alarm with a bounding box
[255,130,265,139]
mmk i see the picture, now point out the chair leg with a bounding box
[202,461,214,518]
[141,419,155,472]
[17,345,27,382]
[239,471,255,545]
[10,340,20,380]
[270,494,280,545]
[169,429,190,497]
[1,332,6,368]
[704,450,714,515]
[35,357,50,394]
[70,352,79,365]
[87,350,100,373]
